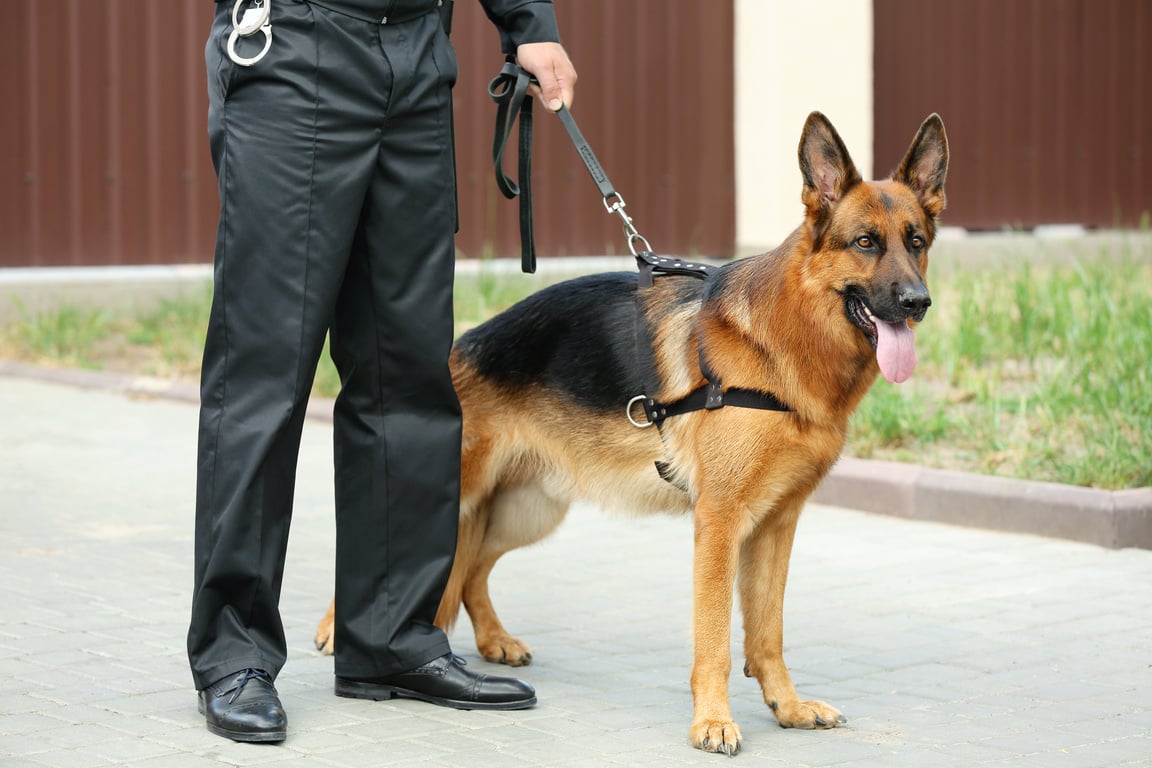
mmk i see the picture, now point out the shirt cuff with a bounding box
[487,0,561,53]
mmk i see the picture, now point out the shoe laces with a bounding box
[222,669,273,704]
[417,653,468,674]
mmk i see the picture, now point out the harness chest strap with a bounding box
[633,383,792,429]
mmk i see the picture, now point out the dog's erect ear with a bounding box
[893,114,949,218]
[799,112,862,217]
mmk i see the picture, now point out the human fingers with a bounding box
[516,42,577,111]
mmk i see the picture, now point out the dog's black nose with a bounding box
[898,287,932,317]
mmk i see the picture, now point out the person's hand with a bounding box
[515,42,577,111]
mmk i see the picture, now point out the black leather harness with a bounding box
[628,253,792,431]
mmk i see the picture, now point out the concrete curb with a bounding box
[811,457,1152,551]
[4,358,1149,551]
[0,360,335,423]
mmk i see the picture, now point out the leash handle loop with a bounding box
[488,61,537,272]
[488,61,532,200]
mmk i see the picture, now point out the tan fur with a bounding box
[314,112,948,755]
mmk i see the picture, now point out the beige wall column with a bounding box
[734,0,874,256]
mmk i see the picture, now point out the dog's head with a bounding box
[798,112,949,383]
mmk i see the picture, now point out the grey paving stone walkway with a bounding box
[1,375,1150,766]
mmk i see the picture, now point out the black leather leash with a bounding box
[489,60,652,271]
[488,63,792,442]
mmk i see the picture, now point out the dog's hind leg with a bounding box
[463,484,569,666]
[434,495,489,633]
[462,551,534,665]
[314,598,336,654]
[738,496,844,730]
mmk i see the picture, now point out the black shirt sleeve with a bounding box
[478,0,561,53]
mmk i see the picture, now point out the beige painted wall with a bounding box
[734,0,873,256]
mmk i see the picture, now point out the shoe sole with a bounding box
[334,678,537,711]
[198,699,287,743]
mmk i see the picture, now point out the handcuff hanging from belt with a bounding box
[228,0,273,67]
[488,62,792,441]
[226,0,451,67]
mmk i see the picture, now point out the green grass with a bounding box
[2,255,1149,490]
[0,264,547,390]
[125,290,215,376]
[850,257,1152,489]
[4,300,113,369]
[2,289,217,380]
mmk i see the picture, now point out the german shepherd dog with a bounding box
[316,112,948,754]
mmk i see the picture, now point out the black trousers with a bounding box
[188,1,461,690]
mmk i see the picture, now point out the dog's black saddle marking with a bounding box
[633,251,793,434]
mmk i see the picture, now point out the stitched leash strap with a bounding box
[554,104,616,200]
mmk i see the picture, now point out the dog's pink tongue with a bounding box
[875,319,917,384]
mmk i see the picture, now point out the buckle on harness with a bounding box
[228,0,273,67]
[705,380,724,409]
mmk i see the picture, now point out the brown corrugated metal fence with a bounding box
[0,1,735,268]
[452,1,735,261]
[874,0,1151,231]
[0,1,217,267]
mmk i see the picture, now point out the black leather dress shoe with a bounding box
[335,653,536,711]
[198,669,287,742]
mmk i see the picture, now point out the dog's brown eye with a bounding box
[855,236,873,249]
[910,235,925,249]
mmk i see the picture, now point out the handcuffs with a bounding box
[228,0,273,66]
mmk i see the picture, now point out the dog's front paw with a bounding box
[476,633,533,666]
[770,698,845,729]
[690,718,742,756]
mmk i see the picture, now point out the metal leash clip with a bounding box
[602,192,653,256]
[228,0,272,67]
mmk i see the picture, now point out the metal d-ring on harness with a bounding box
[228,0,273,67]
[488,63,792,441]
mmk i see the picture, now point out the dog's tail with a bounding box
[434,498,489,632]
